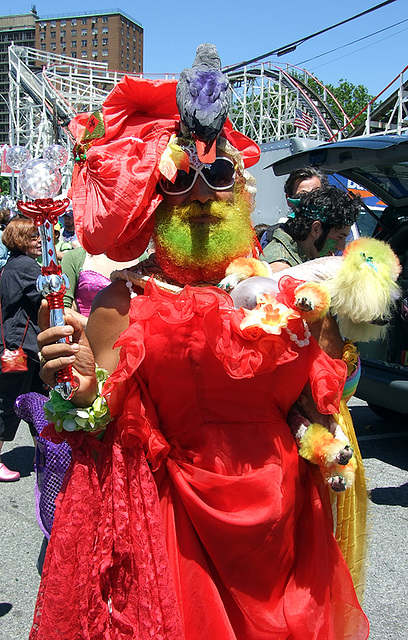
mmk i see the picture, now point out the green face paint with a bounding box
[319,237,338,257]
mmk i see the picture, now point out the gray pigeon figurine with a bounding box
[176,43,231,163]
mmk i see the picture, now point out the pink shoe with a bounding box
[0,462,20,482]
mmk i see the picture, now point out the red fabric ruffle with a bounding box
[104,279,346,417]
[30,426,184,640]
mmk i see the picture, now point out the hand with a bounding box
[37,300,98,406]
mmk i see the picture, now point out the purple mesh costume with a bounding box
[15,393,71,538]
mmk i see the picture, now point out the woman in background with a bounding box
[0,217,45,481]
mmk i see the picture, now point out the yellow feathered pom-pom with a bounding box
[328,237,401,326]
[225,257,272,280]
[326,237,401,342]
[293,282,331,322]
[299,423,356,491]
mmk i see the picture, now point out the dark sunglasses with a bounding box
[159,157,235,196]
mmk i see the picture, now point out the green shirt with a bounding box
[61,246,86,308]
[261,227,307,267]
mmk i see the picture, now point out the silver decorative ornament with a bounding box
[19,159,62,199]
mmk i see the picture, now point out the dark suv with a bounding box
[272,134,408,421]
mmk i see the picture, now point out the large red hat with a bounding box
[69,75,260,261]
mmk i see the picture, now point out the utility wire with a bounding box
[309,24,408,73]
[296,17,408,67]
[222,0,397,73]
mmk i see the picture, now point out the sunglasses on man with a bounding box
[159,157,236,196]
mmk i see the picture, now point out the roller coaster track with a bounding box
[227,63,354,144]
[6,44,408,192]
[337,64,408,138]
[7,45,352,156]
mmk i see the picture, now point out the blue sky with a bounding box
[4,0,407,100]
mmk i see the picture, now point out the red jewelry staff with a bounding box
[6,149,78,400]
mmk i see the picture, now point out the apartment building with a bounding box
[0,10,37,145]
[0,9,143,145]
[35,10,143,73]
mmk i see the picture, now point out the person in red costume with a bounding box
[32,44,369,640]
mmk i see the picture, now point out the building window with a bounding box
[102,38,108,45]
[60,31,66,38]
[102,27,108,34]
[127,53,129,60]
[61,41,66,48]
[81,40,87,47]
[71,41,77,48]
[81,51,87,58]
[51,20,56,27]
[40,33,45,41]
[71,51,77,58]
[81,29,87,35]
[92,17,98,23]
[50,43,56,50]
[71,19,77,25]
[126,64,129,71]
[92,28,98,35]
[121,39,123,46]
[102,16,108,23]
[92,39,98,46]
[50,31,56,39]
[61,20,66,27]
[40,43,46,50]
[82,18,87,24]
[102,49,108,57]
[71,29,76,36]
[40,21,46,27]
[92,50,98,57]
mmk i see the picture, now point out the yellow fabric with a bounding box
[342,341,359,377]
[331,400,368,603]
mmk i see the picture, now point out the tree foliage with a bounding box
[0,176,10,195]
[297,74,380,134]
[325,79,380,130]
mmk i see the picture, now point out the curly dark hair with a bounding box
[284,186,361,241]
[284,166,329,198]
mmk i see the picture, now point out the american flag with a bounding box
[294,108,313,132]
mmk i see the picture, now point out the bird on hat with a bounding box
[176,43,231,164]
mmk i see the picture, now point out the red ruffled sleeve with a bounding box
[307,336,348,414]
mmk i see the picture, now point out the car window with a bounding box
[356,210,378,237]
[350,162,408,201]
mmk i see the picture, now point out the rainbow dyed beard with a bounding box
[153,188,254,285]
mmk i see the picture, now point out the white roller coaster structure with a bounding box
[5,43,408,191]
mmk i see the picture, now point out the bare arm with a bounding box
[309,313,345,360]
[37,279,139,406]
[86,279,133,374]
[269,260,292,273]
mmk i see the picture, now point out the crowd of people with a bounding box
[1,41,402,640]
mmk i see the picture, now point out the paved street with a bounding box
[0,398,407,639]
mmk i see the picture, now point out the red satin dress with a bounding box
[30,281,369,640]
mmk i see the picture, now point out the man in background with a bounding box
[262,185,360,271]
[260,166,329,249]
